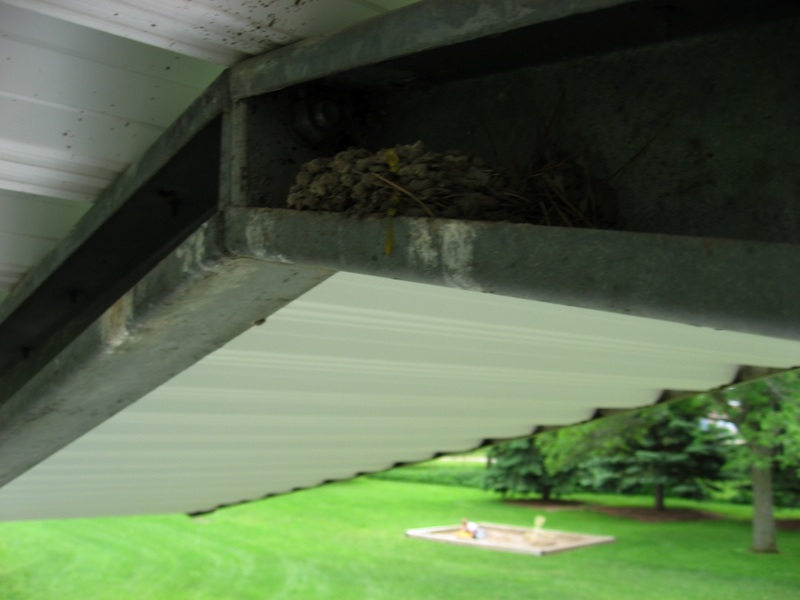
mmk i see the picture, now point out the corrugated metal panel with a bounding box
[2,272,798,520]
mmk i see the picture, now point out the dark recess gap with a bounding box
[331,0,796,87]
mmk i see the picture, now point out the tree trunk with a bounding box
[751,448,778,553]
[541,487,552,502]
[654,484,665,512]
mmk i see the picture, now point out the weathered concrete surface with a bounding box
[354,17,800,245]
[224,208,800,341]
[0,216,332,488]
[0,74,230,381]
[231,0,634,99]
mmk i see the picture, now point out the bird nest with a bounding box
[286,141,615,228]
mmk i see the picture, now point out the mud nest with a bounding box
[287,141,614,228]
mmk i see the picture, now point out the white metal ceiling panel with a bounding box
[1,272,798,520]
[3,0,421,65]
[0,191,87,296]
[366,0,421,9]
[0,0,424,303]
[0,3,221,168]
[0,2,224,300]
[0,190,87,241]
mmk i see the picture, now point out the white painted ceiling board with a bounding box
[3,0,421,65]
[0,0,427,301]
[0,1,224,300]
[0,232,55,290]
[0,190,87,238]
[2,272,798,521]
[365,0,421,9]
[0,188,87,295]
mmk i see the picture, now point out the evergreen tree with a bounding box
[483,435,575,501]
[578,400,731,511]
[485,397,734,512]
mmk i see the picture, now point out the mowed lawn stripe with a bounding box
[0,478,798,599]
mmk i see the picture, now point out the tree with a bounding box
[576,400,731,511]
[724,444,800,508]
[707,370,800,553]
[485,396,730,510]
[483,435,575,501]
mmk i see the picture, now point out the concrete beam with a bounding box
[231,0,633,98]
[232,0,784,99]
[0,75,230,381]
[225,208,800,341]
[0,217,332,488]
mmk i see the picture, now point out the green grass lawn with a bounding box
[0,478,798,599]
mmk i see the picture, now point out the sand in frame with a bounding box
[405,522,615,556]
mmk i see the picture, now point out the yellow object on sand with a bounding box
[455,530,473,539]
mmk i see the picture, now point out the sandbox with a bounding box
[405,522,615,556]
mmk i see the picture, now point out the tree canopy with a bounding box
[707,370,800,553]
[484,396,731,510]
[482,370,800,552]
[483,436,575,501]
[576,399,731,511]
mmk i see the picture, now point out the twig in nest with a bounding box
[608,111,674,182]
[539,202,552,226]
[549,196,574,228]
[527,156,575,179]
[577,156,597,213]
[498,189,532,203]
[544,89,567,144]
[529,162,566,178]
[373,173,436,218]
[542,175,596,228]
